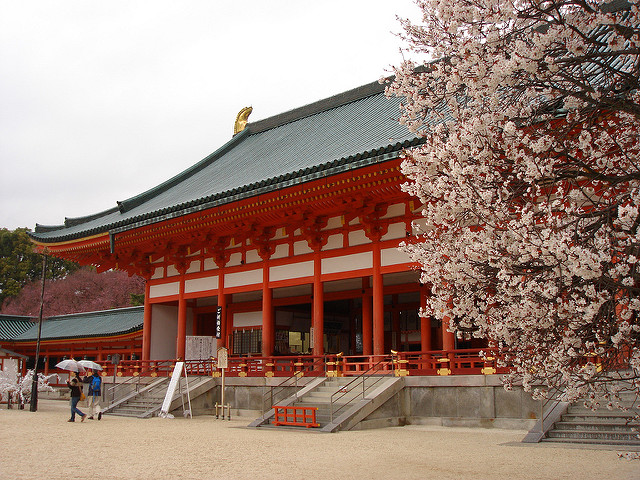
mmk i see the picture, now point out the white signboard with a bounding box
[160,362,184,417]
[185,336,215,360]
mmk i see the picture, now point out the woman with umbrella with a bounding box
[56,359,87,422]
[80,360,103,420]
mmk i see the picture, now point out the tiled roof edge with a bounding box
[116,129,250,214]
[246,79,389,134]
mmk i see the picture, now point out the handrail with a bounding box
[106,359,175,405]
[261,355,327,414]
[329,357,394,423]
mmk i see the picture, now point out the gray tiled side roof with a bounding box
[31,79,419,243]
[9,307,143,341]
[0,315,34,341]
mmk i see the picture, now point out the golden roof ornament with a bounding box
[233,106,253,135]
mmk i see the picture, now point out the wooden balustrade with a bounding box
[50,349,510,383]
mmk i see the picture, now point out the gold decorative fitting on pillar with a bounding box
[233,106,253,135]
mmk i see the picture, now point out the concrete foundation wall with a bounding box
[62,375,540,429]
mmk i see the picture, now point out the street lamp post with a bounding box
[29,253,47,412]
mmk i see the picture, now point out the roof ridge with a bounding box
[246,79,388,134]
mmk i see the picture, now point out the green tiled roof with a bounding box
[8,307,143,342]
[31,79,420,243]
[0,315,34,341]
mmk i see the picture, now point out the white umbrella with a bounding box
[78,360,103,371]
[55,359,86,373]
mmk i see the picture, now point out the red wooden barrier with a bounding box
[273,405,320,428]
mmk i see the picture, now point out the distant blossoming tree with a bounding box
[387,0,640,404]
[1,268,145,317]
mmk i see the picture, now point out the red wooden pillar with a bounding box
[312,252,324,356]
[420,284,431,352]
[362,277,372,356]
[176,279,187,360]
[142,282,152,361]
[442,315,455,351]
[372,241,384,356]
[391,294,399,350]
[442,296,455,352]
[262,264,274,357]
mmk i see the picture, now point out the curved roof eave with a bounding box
[31,137,422,244]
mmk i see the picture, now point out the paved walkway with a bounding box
[0,399,637,480]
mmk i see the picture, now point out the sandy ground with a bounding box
[0,399,638,480]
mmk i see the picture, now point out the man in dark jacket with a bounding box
[82,369,103,420]
[66,373,86,422]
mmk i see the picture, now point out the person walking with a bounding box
[82,369,103,420]
[66,373,86,422]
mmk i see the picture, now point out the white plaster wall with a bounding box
[323,233,343,251]
[348,230,370,246]
[149,282,180,299]
[228,252,243,267]
[382,222,407,241]
[226,269,262,288]
[185,275,218,294]
[294,241,313,255]
[150,304,178,360]
[382,247,412,267]
[166,265,179,277]
[150,305,194,360]
[271,243,289,260]
[270,261,313,282]
[151,266,164,280]
[383,202,406,219]
[322,251,372,275]
[246,249,261,264]
[324,216,342,230]
[187,260,201,274]
[233,311,262,328]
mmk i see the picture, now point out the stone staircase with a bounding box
[104,376,212,418]
[249,375,404,432]
[541,394,640,446]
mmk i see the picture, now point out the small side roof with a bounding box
[9,307,144,342]
[0,315,35,341]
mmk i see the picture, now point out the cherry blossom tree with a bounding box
[1,268,145,317]
[387,0,640,405]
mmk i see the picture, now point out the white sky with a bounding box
[0,1,421,231]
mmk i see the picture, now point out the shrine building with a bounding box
[28,79,481,368]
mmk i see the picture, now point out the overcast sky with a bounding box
[0,1,420,231]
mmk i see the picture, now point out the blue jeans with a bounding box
[70,396,85,421]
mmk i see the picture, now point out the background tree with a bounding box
[387,0,640,404]
[0,228,79,306]
[1,267,145,317]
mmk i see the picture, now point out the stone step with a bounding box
[547,429,640,442]
[541,436,640,446]
[554,420,639,432]
[562,413,639,423]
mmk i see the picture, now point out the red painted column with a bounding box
[142,283,152,360]
[312,252,324,356]
[362,277,372,356]
[176,279,187,360]
[442,296,455,352]
[262,263,274,357]
[420,284,431,352]
[391,295,399,350]
[372,241,384,356]
[442,315,456,351]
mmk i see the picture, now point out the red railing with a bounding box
[273,405,320,428]
[52,349,507,381]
